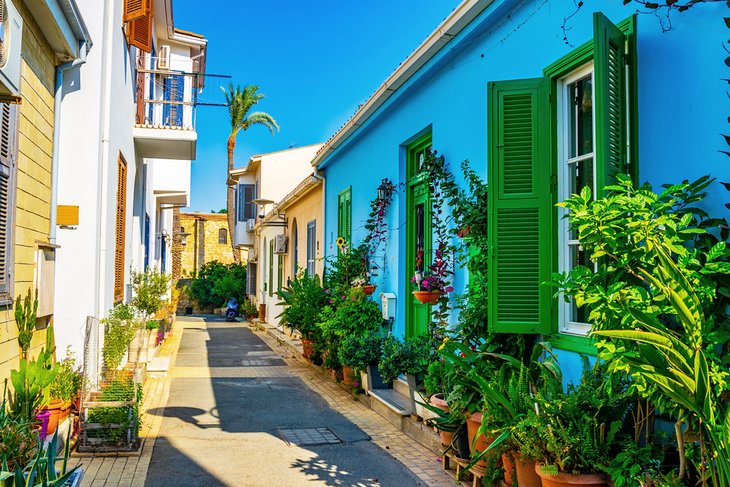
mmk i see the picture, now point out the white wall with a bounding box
[258,144,323,203]
[54,0,137,359]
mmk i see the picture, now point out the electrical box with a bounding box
[380,292,396,321]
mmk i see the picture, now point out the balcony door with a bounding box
[163,74,184,127]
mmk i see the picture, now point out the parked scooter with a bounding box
[225,297,238,322]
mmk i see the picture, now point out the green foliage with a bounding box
[0,384,37,472]
[324,244,369,295]
[0,428,79,487]
[131,267,170,317]
[145,320,160,330]
[9,358,58,423]
[337,329,385,371]
[14,289,38,360]
[87,377,142,445]
[529,361,631,475]
[378,335,433,383]
[277,272,328,341]
[239,298,258,319]
[188,261,247,309]
[49,349,83,403]
[423,360,456,398]
[102,304,140,373]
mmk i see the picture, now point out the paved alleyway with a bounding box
[70,316,453,487]
[144,316,449,487]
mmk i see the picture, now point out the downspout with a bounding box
[312,169,325,276]
[95,0,115,318]
[50,41,89,244]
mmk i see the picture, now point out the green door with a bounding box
[405,134,432,338]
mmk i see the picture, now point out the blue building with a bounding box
[313,0,726,375]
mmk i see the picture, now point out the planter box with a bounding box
[365,364,392,390]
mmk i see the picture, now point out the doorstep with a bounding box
[260,323,442,456]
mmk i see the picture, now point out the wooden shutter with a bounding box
[0,103,16,302]
[247,262,257,296]
[488,78,552,335]
[114,155,128,303]
[594,12,627,196]
[123,0,151,22]
[127,10,153,53]
[277,254,283,291]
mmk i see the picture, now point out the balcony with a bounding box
[133,69,198,160]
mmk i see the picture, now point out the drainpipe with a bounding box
[50,41,90,244]
[312,168,325,274]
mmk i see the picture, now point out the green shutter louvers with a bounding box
[488,78,553,335]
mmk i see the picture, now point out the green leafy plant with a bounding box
[49,348,83,404]
[87,377,142,445]
[277,272,329,341]
[189,261,248,309]
[0,428,79,487]
[9,358,58,423]
[102,304,140,373]
[378,335,432,383]
[0,382,37,472]
[145,319,160,330]
[131,267,170,317]
[337,329,385,371]
[14,289,38,361]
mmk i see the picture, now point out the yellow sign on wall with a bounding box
[57,205,79,226]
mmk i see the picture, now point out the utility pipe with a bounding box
[50,41,89,244]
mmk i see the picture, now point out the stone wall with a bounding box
[178,212,237,277]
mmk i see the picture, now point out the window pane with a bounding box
[569,76,593,158]
[568,157,594,197]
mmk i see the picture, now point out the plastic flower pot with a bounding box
[35,409,51,441]
[45,398,64,435]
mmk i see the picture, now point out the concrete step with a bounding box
[147,357,170,377]
[369,387,414,429]
[393,377,411,397]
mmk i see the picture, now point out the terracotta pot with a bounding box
[466,412,493,468]
[45,399,64,435]
[503,453,515,486]
[439,430,455,447]
[535,464,609,487]
[429,393,449,413]
[412,291,440,305]
[301,339,315,359]
[513,452,542,487]
[360,285,376,296]
[342,365,355,386]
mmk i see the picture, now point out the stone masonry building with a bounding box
[178,212,239,276]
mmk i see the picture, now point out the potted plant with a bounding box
[277,273,328,359]
[49,348,84,426]
[338,330,385,390]
[352,276,376,296]
[530,361,629,487]
[411,245,454,304]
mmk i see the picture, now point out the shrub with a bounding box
[378,335,433,383]
[277,272,328,340]
[50,348,84,404]
[102,304,140,372]
[338,329,385,371]
[131,268,170,317]
[189,261,247,309]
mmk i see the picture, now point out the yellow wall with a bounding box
[284,184,323,282]
[179,213,237,276]
[0,3,57,381]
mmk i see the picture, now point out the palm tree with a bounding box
[223,83,279,262]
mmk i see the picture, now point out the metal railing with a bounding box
[135,69,198,130]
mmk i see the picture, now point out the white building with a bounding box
[54,0,207,359]
[228,144,323,325]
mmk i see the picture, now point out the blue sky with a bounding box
[174,1,462,212]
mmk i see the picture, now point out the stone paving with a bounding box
[68,317,455,486]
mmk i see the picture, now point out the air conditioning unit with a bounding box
[246,218,256,232]
[274,234,288,254]
[157,45,170,70]
[0,0,23,98]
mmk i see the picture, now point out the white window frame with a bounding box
[557,62,596,337]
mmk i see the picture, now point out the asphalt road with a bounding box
[144,317,425,487]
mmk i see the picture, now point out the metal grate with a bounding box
[279,428,342,447]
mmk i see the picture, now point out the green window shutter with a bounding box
[594,12,627,196]
[277,254,283,291]
[337,187,352,248]
[269,240,274,297]
[488,78,553,335]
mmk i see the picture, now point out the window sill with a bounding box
[546,333,598,355]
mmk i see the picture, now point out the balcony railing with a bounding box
[135,69,198,131]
